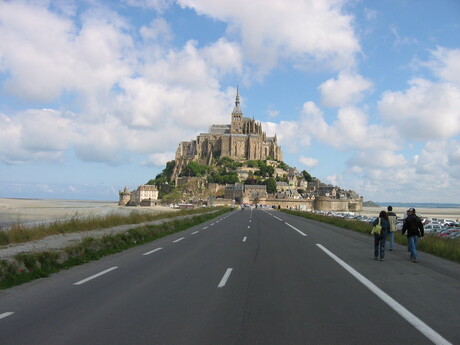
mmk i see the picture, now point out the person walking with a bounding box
[387,206,397,251]
[402,207,424,263]
[372,210,390,261]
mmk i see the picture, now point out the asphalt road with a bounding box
[0,209,459,345]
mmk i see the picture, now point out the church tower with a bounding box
[231,86,243,134]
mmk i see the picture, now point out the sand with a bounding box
[0,198,175,228]
[1,198,459,226]
[360,206,460,222]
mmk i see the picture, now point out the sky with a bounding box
[0,0,460,203]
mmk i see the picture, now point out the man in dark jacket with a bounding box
[402,207,424,262]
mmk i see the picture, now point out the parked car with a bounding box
[447,231,460,239]
[442,219,458,227]
[424,223,443,233]
[448,231,460,239]
[438,228,460,238]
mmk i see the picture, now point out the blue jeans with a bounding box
[407,236,419,260]
[374,233,387,259]
[388,232,395,250]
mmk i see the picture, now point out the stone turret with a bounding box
[118,186,131,206]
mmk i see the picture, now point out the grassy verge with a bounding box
[0,207,222,246]
[0,208,229,290]
[281,209,460,264]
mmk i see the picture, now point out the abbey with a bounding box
[173,89,283,178]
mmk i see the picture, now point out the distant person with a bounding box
[372,210,390,261]
[402,208,424,263]
[387,206,397,251]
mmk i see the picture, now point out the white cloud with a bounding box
[0,2,134,103]
[140,18,174,42]
[141,152,175,167]
[378,78,460,140]
[347,150,406,169]
[304,103,399,151]
[424,46,460,85]
[319,72,373,107]
[299,156,318,168]
[0,2,245,167]
[0,110,75,164]
[177,0,360,74]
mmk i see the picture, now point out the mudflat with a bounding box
[0,198,174,228]
[361,206,460,221]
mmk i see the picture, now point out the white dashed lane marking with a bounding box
[74,267,118,286]
[285,222,307,237]
[0,312,14,320]
[218,268,233,288]
[143,247,163,256]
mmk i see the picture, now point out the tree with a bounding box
[277,161,289,170]
[180,161,211,177]
[264,177,277,194]
[266,165,275,177]
[147,160,176,185]
[162,187,183,204]
[301,170,313,182]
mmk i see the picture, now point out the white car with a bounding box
[424,223,443,233]
[442,219,457,226]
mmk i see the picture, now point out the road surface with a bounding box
[1,209,459,344]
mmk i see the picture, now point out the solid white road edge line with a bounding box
[218,268,233,288]
[242,236,247,242]
[173,237,184,243]
[143,247,163,256]
[0,312,14,320]
[74,267,118,286]
[285,222,307,236]
[316,244,452,345]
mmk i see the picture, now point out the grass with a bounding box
[281,209,460,264]
[0,207,221,246]
[0,207,229,289]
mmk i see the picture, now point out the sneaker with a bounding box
[389,249,393,251]
[379,258,384,261]
[374,257,378,260]
[412,258,418,263]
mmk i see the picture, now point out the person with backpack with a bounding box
[387,206,397,251]
[372,210,390,261]
[402,207,424,263]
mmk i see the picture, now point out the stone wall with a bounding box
[265,198,315,211]
[244,196,362,212]
[314,197,350,212]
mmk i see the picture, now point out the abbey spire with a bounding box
[232,84,242,114]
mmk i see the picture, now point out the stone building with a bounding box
[172,89,283,179]
[224,183,244,203]
[118,184,159,206]
[243,185,268,204]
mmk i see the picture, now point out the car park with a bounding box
[437,228,460,238]
[424,223,444,234]
[442,219,458,227]
[447,231,460,239]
